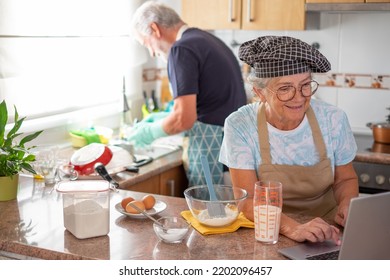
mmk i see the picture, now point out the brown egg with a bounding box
[142,194,156,210]
[125,200,145,214]
[121,196,135,209]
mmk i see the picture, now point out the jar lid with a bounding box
[56,180,110,193]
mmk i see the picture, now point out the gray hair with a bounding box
[246,73,272,89]
[131,1,184,36]
[246,70,313,89]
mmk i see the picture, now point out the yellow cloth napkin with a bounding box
[181,210,254,235]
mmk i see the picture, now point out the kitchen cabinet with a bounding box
[182,0,306,30]
[159,165,188,197]
[306,1,390,3]
[123,175,160,194]
[121,165,188,197]
[306,0,364,3]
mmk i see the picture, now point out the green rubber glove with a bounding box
[142,111,170,123]
[127,121,168,147]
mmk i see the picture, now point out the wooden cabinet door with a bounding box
[306,0,364,2]
[182,0,242,30]
[241,0,306,30]
[122,176,160,194]
[365,0,390,2]
[159,165,188,197]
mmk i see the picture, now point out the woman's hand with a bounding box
[334,203,349,227]
[280,215,341,245]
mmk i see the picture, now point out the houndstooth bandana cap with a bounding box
[239,36,331,78]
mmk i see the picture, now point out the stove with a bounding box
[353,134,390,194]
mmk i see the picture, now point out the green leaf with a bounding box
[20,130,43,146]
[7,116,24,140]
[0,100,43,177]
[21,162,36,174]
[0,101,8,145]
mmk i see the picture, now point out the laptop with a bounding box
[278,191,390,260]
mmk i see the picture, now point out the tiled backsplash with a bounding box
[314,73,390,91]
[141,4,390,135]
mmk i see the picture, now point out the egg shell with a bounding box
[121,196,135,209]
[125,200,146,214]
[142,194,156,210]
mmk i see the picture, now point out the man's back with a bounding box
[168,28,247,126]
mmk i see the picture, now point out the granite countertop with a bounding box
[0,163,303,260]
[2,138,385,260]
[353,134,390,165]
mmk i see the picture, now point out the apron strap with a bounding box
[257,103,272,164]
[257,103,328,163]
[257,103,327,164]
[306,106,328,160]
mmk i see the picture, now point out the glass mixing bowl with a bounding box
[184,185,248,227]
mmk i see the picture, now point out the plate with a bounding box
[115,200,167,219]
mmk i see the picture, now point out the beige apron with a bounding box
[257,103,336,217]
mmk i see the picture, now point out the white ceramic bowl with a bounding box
[184,185,248,227]
[153,216,190,243]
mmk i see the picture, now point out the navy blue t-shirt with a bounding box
[168,28,246,126]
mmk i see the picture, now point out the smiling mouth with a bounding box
[286,104,304,110]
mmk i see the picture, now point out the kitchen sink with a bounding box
[111,135,183,161]
[134,143,181,160]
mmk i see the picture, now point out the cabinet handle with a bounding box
[166,179,175,196]
[247,0,254,22]
[229,0,236,22]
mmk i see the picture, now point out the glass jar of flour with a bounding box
[56,180,110,239]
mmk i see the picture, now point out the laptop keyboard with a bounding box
[306,250,340,260]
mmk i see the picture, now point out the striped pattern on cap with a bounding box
[239,36,331,78]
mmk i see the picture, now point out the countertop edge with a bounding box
[0,240,96,260]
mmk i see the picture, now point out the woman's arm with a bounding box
[229,167,341,244]
[332,162,359,227]
[229,168,258,221]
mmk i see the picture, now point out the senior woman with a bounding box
[219,36,359,244]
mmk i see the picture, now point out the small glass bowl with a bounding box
[153,216,190,243]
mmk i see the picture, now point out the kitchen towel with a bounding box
[181,210,254,235]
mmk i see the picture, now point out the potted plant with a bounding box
[0,100,43,201]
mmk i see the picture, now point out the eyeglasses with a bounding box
[266,80,319,102]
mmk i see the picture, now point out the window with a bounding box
[0,0,139,134]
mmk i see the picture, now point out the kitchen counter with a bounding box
[0,174,310,260]
[2,137,386,260]
[353,134,390,165]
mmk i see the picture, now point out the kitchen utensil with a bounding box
[200,156,226,218]
[143,90,155,113]
[126,201,168,232]
[124,165,139,173]
[153,216,190,243]
[151,90,159,111]
[366,108,390,144]
[184,185,248,227]
[200,155,226,217]
[94,162,119,189]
